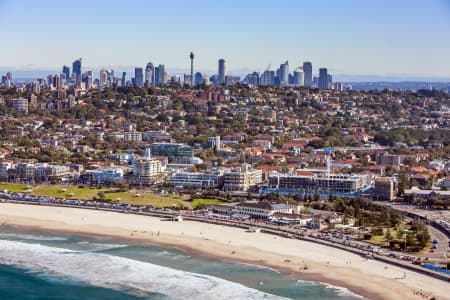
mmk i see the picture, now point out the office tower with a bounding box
[145,62,154,87]
[260,70,275,86]
[203,75,210,85]
[218,58,226,84]
[293,68,304,86]
[99,68,108,86]
[47,75,53,87]
[53,74,61,91]
[189,52,194,86]
[194,72,203,86]
[327,74,333,84]
[62,66,70,81]
[183,74,192,85]
[134,67,144,87]
[243,72,259,86]
[121,72,126,87]
[72,58,82,84]
[318,68,328,89]
[302,61,313,87]
[279,61,289,86]
[83,71,93,89]
[154,64,165,85]
[334,82,343,91]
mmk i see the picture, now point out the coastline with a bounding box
[0,203,448,300]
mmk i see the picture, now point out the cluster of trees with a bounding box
[386,219,431,252]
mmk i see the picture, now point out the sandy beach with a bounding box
[0,203,448,300]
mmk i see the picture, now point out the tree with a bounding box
[385,228,392,241]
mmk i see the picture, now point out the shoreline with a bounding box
[0,203,448,300]
[1,223,372,300]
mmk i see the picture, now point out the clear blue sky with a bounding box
[1,0,450,80]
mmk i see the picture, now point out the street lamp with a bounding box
[403,229,409,252]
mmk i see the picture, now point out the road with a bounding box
[380,202,449,259]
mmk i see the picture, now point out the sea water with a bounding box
[0,227,363,300]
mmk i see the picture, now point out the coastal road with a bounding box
[424,225,449,259]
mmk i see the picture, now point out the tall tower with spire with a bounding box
[189,51,194,86]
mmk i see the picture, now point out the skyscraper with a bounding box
[62,66,70,81]
[189,52,194,86]
[260,70,275,86]
[145,62,154,87]
[279,61,289,86]
[85,71,93,89]
[155,64,165,85]
[302,61,312,87]
[121,72,127,87]
[293,68,304,86]
[72,58,82,85]
[243,72,259,86]
[318,68,328,89]
[194,72,203,86]
[134,67,144,87]
[218,59,226,85]
[99,68,108,86]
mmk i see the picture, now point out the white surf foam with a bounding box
[321,282,365,299]
[0,240,288,300]
[75,241,129,252]
[0,233,67,242]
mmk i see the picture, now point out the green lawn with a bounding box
[0,183,32,193]
[0,183,188,208]
[191,198,227,209]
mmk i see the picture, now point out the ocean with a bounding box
[0,226,363,300]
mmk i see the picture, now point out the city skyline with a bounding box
[1,0,450,81]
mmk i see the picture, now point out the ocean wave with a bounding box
[75,241,129,252]
[0,233,67,242]
[321,282,365,299]
[0,240,288,300]
[227,261,281,274]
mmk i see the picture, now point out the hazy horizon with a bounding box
[1,0,450,81]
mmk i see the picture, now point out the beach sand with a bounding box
[0,203,448,300]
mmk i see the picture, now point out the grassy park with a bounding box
[0,183,188,208]
[190,198,228,209]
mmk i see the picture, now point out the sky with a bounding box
[1,0,450,81]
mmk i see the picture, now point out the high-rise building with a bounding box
[134,67,144,87]
[145,62,154,87]
[155,65,165,85]
[99,68,108,86]
[62,66,70,81]
[83,71,93,89]
[302,61,313,87]
[327,74,333,84]
[279,61,289,86]
[183,74,192,85]
[72,58,82,85]
[189,52,194,86]
[318,68,328,89]
[293,68,304,86]
[260,70,275,86]
[52,74,62,91]
[218,59,227,85]
[243,72,259,86]
[121,72,126,87]
[194,72,203,86]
